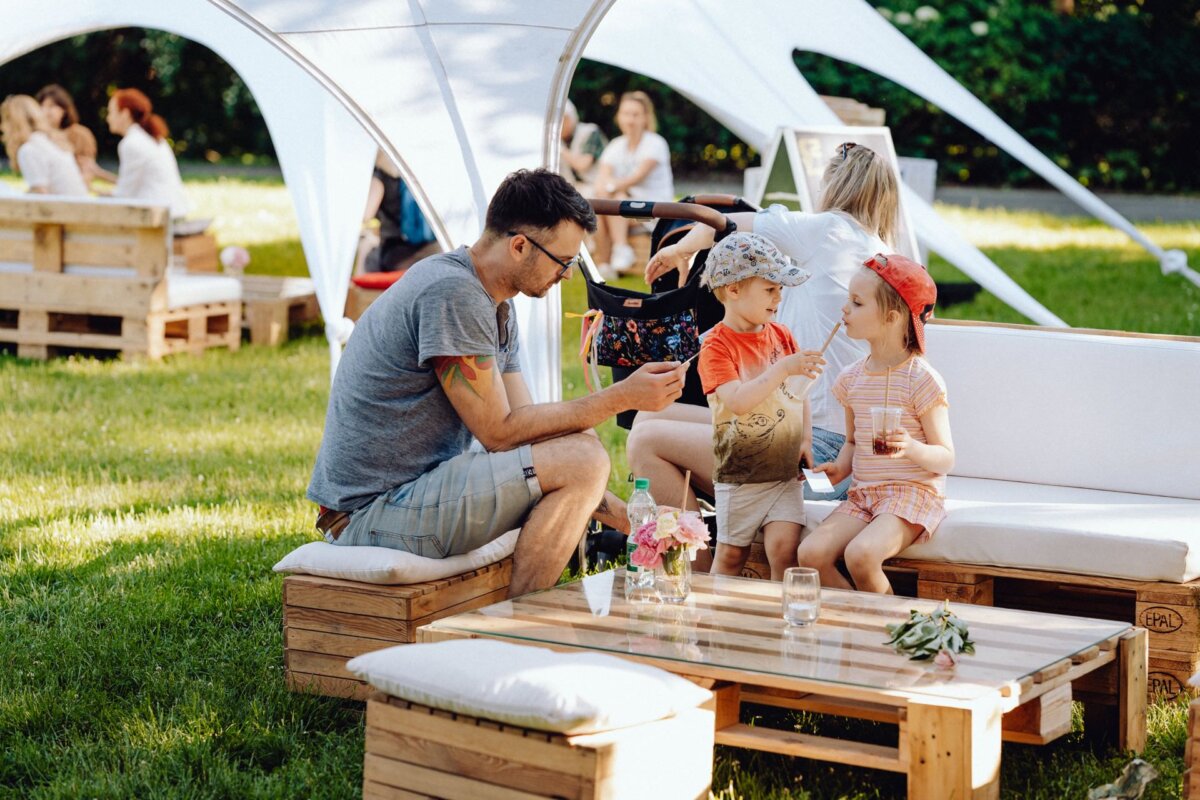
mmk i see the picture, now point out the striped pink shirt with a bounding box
[832,355,949,496]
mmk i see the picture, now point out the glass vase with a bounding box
[655,548,692,604]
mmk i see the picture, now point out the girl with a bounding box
[36,84,117,185]
[105,89,189,218]
[0,94,88,196]
[593,90,675,274]
[797,253,953,594]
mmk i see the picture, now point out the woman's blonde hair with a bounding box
[819,144,900,247]
[617,90,657,133]
[1,94,70,171]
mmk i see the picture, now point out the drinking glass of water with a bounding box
[783,567,821,626]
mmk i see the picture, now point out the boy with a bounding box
[697,232,825,579]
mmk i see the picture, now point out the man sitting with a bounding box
[308,169,687,596]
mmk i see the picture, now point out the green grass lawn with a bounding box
[1,176,1198,798]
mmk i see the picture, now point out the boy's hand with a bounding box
[644,244,693,286]
[782,350,825,379]
[815,460,850,486]
[798,443,815,480]
[883,428,915,459]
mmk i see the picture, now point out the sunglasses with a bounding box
[508,230,581,280]
[838,141,858,161]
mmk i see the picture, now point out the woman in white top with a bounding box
[593,90,675,274]
[105,88,190,219]
[629,143,901,514]
[0,94,89,196]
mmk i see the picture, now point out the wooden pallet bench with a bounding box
[890,559,1200,702]
[237,274,320,346]
[283,560,512,700]
[0,197,240,360]
[364,693,714,800]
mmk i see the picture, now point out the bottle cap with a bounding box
[633,477,650,491]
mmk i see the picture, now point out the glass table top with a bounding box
[424,570,1131,702]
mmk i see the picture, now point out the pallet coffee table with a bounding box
[421,571,1146,799]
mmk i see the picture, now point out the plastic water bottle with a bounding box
[625,478,658,602]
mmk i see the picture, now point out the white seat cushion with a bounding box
[346,639,712,734]
[804,476,1200,583]
[273,528,519,584]
[0,262,241,310]
[163,272,242,309]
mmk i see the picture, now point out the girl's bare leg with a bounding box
[795,513,868,590]
[842,514,923,594]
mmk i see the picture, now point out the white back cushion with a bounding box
[926,323,1200,499]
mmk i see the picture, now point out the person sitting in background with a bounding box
[559,99,607,191]
[593,90,674,275]
[0,94,88,197]
[104,88,189,219]
[36,84,116,185]
[360,151,440,274]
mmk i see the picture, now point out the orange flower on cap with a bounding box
[863,253,937,352]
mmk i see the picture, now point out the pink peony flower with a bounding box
[219,245,251,272]
[674,511,709,549]
[933,649,957,669]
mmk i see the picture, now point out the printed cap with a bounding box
[701,232,810,290]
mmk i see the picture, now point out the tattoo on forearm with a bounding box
[434,355,494,398]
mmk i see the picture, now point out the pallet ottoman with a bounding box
[350,640,715,799]
[275,531,517,700]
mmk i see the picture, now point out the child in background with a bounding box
[697,232,826,580]
[798,254,953,594]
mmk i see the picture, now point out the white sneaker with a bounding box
[610,244,635,272]
[596,262,619,281]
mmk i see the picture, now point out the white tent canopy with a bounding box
[2,0,1190,396]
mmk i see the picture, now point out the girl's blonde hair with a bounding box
[819,144,900,248]
[866,268,921,354]
[0,94,70,171]
[617,90,657,133]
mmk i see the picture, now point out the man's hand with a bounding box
[609,361,687,412]
[782,350,825,379]
[644,243,694,287]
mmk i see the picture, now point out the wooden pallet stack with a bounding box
[363,694,714,800]
[238,274,320,346]
[283,560,512,700]
[0,198,239,360]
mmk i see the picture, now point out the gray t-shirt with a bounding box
[307,246,521,511]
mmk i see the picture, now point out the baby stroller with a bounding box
[583,194,760,430]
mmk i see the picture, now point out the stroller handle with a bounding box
[588,198,735,235]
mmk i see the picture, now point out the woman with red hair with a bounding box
[106,88,189,218]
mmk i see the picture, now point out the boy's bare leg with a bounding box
[510,433,610,597]
[843,514,923,594]
[711,542,750,576]
[762,520,801,581]
[796,513,868,590]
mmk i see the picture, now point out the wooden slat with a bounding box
[364,752,545,800]
[362,779,433,800]
[285,670,368,700]
[285,649,356,681]
[715,723,904,773]
[285,627,398,659]
[905,697,1001,799]
[0,197,170,228]
[740,687,902,724]
[367,699,594,786]
[1001,684,1072,745]
[893,556,1200,596]
[1120,629,1149,752]
[1136,599,1200,654]
[32,224,63,272]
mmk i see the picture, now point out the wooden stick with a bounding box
[679,351,700,368]
[818,321,842,354]
[681,469,692,510]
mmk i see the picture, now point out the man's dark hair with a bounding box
[485,168,597,235]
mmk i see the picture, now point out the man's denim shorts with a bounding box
[330,444,542,557]
[806,427,851,501]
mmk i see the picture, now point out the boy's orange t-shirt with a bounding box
[698,322,807,484]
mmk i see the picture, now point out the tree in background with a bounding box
[0,28,269,166]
